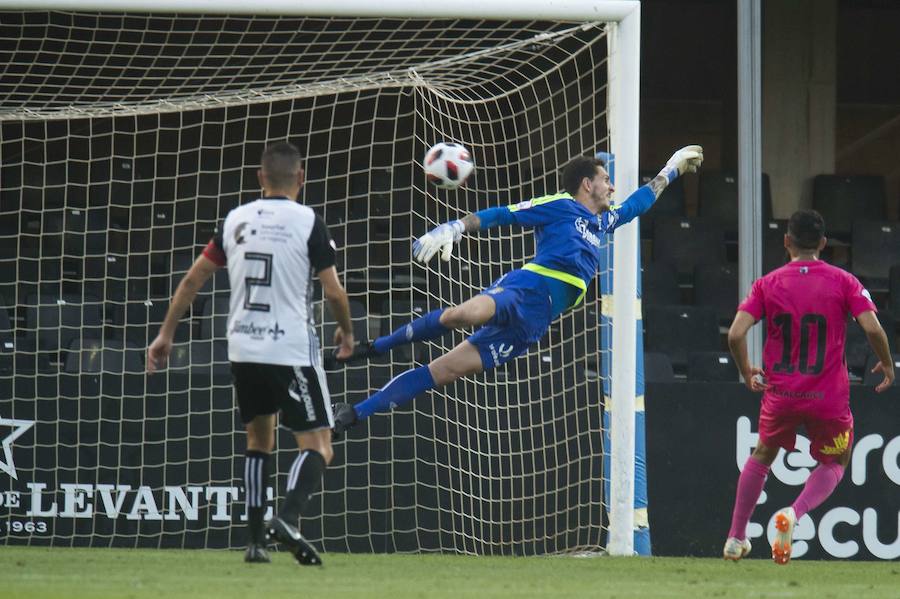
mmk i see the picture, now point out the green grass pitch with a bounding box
[2,546,899,599]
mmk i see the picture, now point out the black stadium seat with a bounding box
[890,265,900,317]
[640,262,681,307]
[851,220,900,289]
[863,354,900,387]
[762,220,789,274]
[638,171,685,240]
[643,305,720,368]
[64,339,144,374]
[813,175,886,242]
[687,351,738,382]
[643,352,675,383]
[698,172,773,239]
[25,292,103,352]
[652,217,725,281]
[693,264,739,325]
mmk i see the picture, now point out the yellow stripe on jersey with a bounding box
[521,262,587,305]
[507,193,571,212]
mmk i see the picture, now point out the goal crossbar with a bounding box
[0,0,638,21]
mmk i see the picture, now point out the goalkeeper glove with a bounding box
[658,144,704,183]
[412,220,465,263]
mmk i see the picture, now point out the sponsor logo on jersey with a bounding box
[268,322,285,340]
[230,321,268,340]
[234,222,255,245]
[575,217,602,248]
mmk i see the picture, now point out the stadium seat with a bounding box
[845,312,896,375]
[687,351,738,382]
[0,304,13,375]
[638,171,685,240]
[640,262,681,307]
[890,265,900,317]
[24,292,103,352]
[698,172,773,239]
[643,305,720,368]
[199,294,230,340]
[813,175,886,242]
[643,352,675,383]
[762,220,789,274]
[693,263,739,325]
[652,217,725,280]
[862,353,900,387]
[63,339,144,374]
[851,221,900,289]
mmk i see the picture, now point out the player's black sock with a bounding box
[372,308,449,353]
[278,449,326,524]
[244,450,271,544]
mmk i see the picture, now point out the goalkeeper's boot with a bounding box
[331,341,380,366]
[266,516,322,566]
[771,507,796,565]
[722,537,751,561]
[243,542,271,564]
[331,402,359,441]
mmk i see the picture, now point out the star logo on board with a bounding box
[0,418,34,480]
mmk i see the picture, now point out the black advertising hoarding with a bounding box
[647,382,900,560]
[3,372,897,558]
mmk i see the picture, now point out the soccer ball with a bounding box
[423,142,474,189]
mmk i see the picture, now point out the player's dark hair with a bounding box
[561,156,606,197]
[261,142,304,190]
[787,209,825,250]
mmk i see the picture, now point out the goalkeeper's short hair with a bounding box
[561,155,606,197]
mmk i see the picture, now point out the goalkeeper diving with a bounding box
[331,146,704,435]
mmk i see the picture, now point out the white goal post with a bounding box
[0,0,641,557]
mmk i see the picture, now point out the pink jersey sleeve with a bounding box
[737,277,765,321]
[844,272,877,317]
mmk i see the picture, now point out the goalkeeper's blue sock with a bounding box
[372,308,449,354]
[354,365,436,420]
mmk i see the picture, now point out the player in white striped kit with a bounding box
[148,142,354,565]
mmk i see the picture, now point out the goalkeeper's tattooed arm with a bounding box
[647,174,670,199]
[460,213,481,233]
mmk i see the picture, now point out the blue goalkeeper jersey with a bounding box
[479,185,656,318]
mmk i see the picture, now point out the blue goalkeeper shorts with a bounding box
[467,269,553,369]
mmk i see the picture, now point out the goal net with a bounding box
[0,9,625,554]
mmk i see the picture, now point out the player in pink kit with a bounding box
[722,209,894,564]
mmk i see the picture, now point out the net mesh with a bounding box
[0,12,611,554]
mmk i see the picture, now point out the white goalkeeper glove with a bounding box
[412,220,465,263]
[658,144,704,183]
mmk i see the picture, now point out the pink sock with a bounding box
[728,457,770,540]
[792,462,845,520]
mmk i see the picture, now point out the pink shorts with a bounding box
[758,400,854,463]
